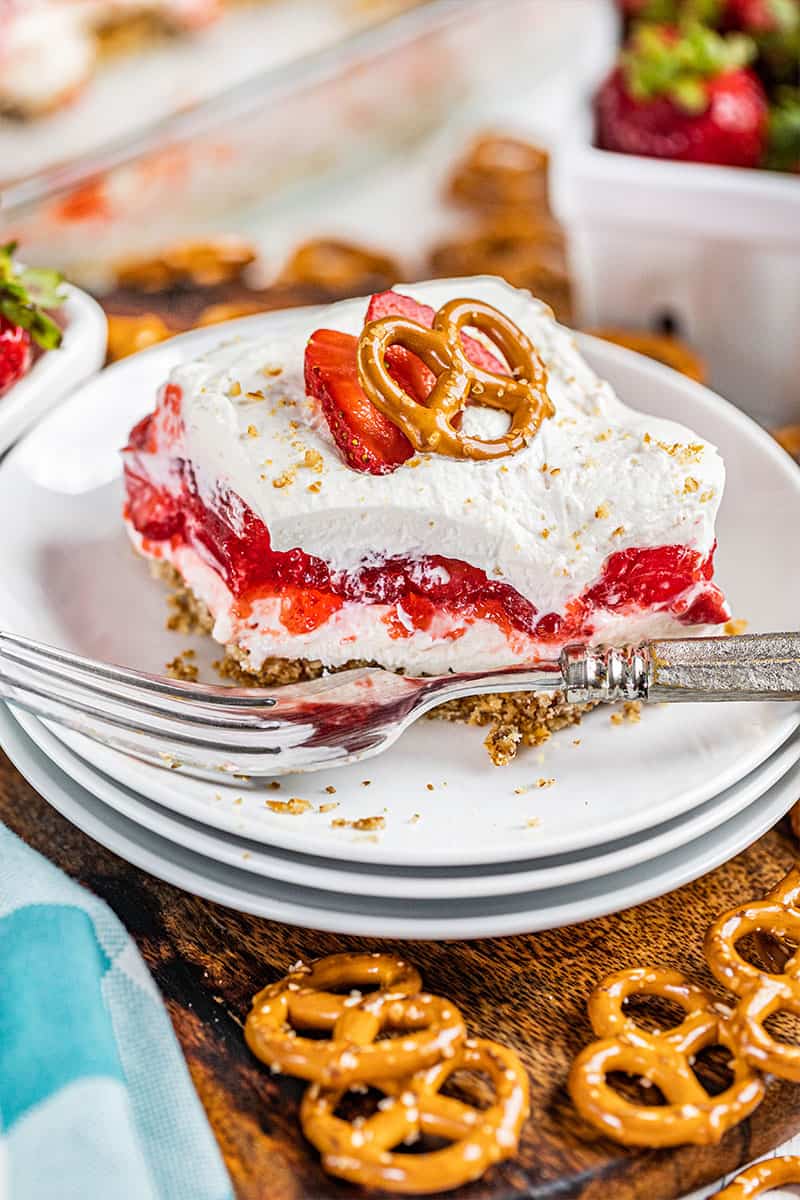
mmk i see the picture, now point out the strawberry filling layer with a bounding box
[123,384,728,647]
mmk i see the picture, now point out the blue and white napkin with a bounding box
[0,824,233,1200]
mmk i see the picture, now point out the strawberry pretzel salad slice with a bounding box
[122,278,728,761]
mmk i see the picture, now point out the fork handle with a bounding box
[562,633,800,704]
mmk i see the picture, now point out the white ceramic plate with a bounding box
[3,703,798,937]
[0,283,106,457]
[1,311,799,867]
[16,707,800,901]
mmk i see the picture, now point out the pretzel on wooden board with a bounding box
[712,1155,800,1197]
[705,867,800,1081]
[300,1037,529,1194]
[568,967,765,1147]
[245,953,464,1086]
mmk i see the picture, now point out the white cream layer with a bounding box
[169,277,725,618]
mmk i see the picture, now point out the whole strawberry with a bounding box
[0,242,65,397]
[596,24,769,166]
[720,0,799,34]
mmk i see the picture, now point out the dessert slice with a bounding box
[0,0,221,118]
[123,277,728,758]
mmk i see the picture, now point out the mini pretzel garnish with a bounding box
[300,1038,529,1195]
[568,967,765,1147]
[357,297,553,461]
[712,1156,800,1198]
[705,867,800,1081]
[245,954,464,1085]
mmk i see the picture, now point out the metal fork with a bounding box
[1,629,799,778]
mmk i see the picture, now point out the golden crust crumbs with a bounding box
[152,562,595,764]
[267,798,313,815]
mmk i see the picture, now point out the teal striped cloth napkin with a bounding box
[0,825,234,1200]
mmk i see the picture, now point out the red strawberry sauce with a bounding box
[123,383,727,644]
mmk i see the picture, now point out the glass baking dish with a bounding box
[2,0,571,286]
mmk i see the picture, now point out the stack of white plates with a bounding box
[1,315,799,938]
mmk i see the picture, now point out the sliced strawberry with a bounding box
[304,328,413,475]
[0,316,32,397]
[366,290,508,376]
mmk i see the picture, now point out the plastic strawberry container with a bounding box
[550,94,800,428]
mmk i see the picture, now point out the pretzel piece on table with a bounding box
[705,867,800,1081]
[300,1037,529,1195]
[712,1155,800,1197]
[568,967,765,1147]
[245,954,464,1085]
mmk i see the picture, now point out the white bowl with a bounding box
[0,283,106,455]
[551,103,800,428]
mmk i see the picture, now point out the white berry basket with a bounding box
[550,105,800,429]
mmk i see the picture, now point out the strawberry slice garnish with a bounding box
[305,328,414,475]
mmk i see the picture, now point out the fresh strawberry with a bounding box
[0,242,64,397]
[365,290,507,376]
[720,0,799,33]
[617,0,798,30]
[304,328,414,475]
[596,24,769,166]
[765,86,800,168]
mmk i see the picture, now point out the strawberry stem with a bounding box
[0,242,65,350]
[622,22,756,113]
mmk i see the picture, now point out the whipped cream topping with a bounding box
[167,277,725,623]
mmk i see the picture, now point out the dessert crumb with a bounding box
[610,711,625,726]
[325,785,337,795]
[267,780,281,790]
[724,618,748,636]
[267,797,312,815]
[536,777,555,789]
[409,813,421,824]
[361,780,372,787]
[426,783,434,792]
[165,649,198,682]
[526,817,541,828]
[572,738,582,747]
[332,815,386,832]
[622,700,642,724]
[319,802,339,814]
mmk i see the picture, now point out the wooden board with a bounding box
[3,750,800,1200]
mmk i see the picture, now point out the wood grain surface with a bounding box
[3,750,800,1200]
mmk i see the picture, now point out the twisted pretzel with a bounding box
[300,1038,529,1195]
[245,954,464,1085]
[357,297,553,462]
[568,967,764,1147]
[712,1156,800,1197]
[705,868,800,1081]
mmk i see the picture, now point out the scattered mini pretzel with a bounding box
[245,954,464,1086]
[246,953,529,1193]
[712,1155,800,1197]
[279,238,400,295]
[568,966,765,1147]
[705,867,800,1082]
[300,1037,529,1194]
[447,133,551,212]
[358,296,553,461]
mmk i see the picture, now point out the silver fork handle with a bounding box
[563,633,800,704]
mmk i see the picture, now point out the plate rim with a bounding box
[15,706,800,900]
[2,294,800,865]
[2,701,798,939]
